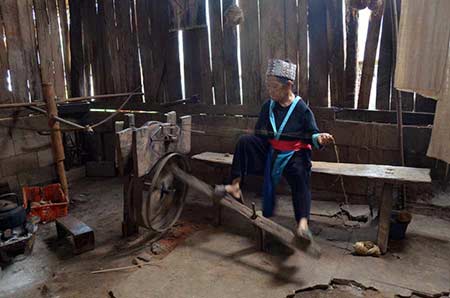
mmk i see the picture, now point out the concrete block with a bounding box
[12,129,51,155]
[37,148,54,167]
[17,165,56,187]
[0,152,39,176]
[0,175,20,193]
[0,128,16,159]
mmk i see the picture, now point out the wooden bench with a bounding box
[192,152,432,254]
[56,215,95,255]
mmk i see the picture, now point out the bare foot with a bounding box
[225,184,241,199]
[296,218,312,241]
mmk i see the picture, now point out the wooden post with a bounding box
[42,83,69,199]
[377,183,393,254]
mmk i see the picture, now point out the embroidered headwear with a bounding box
[266,59,296,81]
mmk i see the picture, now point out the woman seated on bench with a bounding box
[215,59,334,240]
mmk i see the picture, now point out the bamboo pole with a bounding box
[43,83,69,200]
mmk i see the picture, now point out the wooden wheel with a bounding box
[137,153,190,232]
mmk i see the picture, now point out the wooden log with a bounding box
[326,0,345,107]
[308,0,329,106]
[208,0,226,105]
[376,0,393,110]
[298,0,309,99]
[358,1,384,109]
[69,0,84,97]
[183,28,213,105]
[223,0,240,105]
[43,83,69,199]
[239,0,261,106]
[344,2,358,108]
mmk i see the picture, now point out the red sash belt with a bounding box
[268,139,312,151]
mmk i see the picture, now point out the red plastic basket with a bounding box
[23,183,68,223]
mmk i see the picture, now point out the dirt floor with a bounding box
[0,177,449,298]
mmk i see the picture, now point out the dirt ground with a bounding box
[0,177,449,298]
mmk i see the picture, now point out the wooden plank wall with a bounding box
[0,0,438,115]
[0,0,69,105]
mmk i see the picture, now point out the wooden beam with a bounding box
[308,0,329,106]
[239,0,261,106]
[344,2,358,108]
[358,1,384,109]
[326,0,345,107]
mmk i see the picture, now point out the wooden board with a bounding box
[358,1,384,109]
[0,2,12,103]
[69,0,84,97]
[415,95,436,113]
[183,27,213,105]
[327,0,345,107]
[17,0,42,101]
[223,0,240,105]
[284,0,299,72]
[208,0,226,105]
[376,0,393,111]
[259,0,286,100]
[308,0,329,106]
[239,0,261,106]
[192,152,431,183]
[58,0,71,97]
[1,0,28,102]
[34,0,65,99]
[298,0,308,99]
[344,2,358,108]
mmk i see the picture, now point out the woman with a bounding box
[216,59,334,239]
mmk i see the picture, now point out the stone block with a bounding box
[0,152,39,176]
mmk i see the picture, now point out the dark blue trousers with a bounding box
[230,135,312,221]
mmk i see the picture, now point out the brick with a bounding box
[17,165,56,187]
[37,148,54,167]
[1,152,39,176]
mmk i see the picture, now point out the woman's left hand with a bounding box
[317,133,334,146]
